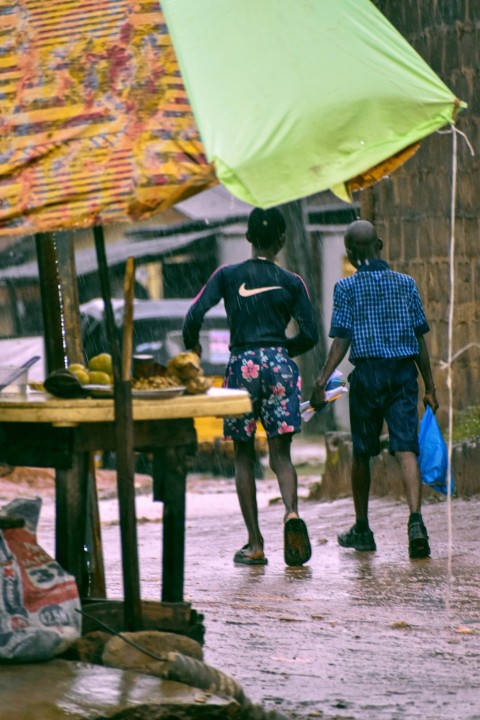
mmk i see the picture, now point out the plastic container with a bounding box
[0,367,29,395]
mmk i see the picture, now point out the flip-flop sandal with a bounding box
[233,545,268,565]
[284,517,312,566]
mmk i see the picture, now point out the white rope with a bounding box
[437,126,475,157]
[445,126,457,587]
[440,125,474,591]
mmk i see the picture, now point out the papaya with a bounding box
[88,371,111,385]
[68,363,87,374]
[88,353,113,375]
[69,368,90,385]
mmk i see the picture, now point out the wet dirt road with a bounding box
[35,456,480,720]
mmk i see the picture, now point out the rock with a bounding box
[103,630,203,673]
[61,631,110,664]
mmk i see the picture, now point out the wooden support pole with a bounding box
[35,231,84,372]
[93,226,142,631]
[122,257,135,381]
[36,230,105,602]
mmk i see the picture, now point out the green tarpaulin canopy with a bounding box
[162,0,465,207]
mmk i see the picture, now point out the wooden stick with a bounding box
[85,453,107,598]
[93,226,142,631]
[122,257,135,382]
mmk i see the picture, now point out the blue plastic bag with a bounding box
[418,406,454,495]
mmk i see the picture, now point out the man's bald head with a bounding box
[345,220,378,248]
[344,220,382,265]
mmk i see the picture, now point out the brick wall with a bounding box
[368,1,480,421]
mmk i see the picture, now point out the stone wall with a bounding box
[368,1,480,423]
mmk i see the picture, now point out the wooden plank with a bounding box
[0,418,196,468]
[74,418,196,452]
[0,388,252,424]
[0,423,73,468]
[80,600,204,643]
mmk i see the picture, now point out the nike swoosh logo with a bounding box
[238,282,283,298]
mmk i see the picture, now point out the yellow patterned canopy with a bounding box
[0,0,216,236]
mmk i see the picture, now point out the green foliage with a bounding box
[452,407,480,442]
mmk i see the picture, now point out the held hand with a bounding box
[310,383,326,411]
[423,389,439,414]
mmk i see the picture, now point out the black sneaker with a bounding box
[408,520,430,558]
[337,525,376,552]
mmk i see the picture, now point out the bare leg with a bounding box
[269,434,312,565]
[338,451,376,551]
[268,434,298,520]
[395,450,430,558]
[234,439,264,555]
[395,450,422,513]
[351,452,371,522]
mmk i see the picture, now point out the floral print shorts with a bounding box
[223,347,302,441]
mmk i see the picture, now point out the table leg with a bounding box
[84,454,106,598]
[152,445,189,603]
[55,452,89,595]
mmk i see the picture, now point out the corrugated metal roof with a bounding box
[0,229,215,281]
[80,297,226,326]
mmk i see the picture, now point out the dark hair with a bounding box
[247,207,286,249]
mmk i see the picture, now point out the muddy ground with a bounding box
[1,440,479,720]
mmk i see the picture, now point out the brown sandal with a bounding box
[284,518,312,566]
[233,545,268,565]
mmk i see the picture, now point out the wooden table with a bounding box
[0,388,251,608]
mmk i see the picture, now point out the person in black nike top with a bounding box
[183,207,319,566]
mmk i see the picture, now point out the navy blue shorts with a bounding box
[349,357,419,457]
[223,347,301,441]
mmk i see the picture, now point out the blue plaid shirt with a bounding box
[329,259,429,361]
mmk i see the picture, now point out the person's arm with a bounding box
[183,268,224,355]
[415,334,439,413]
[285,279,319,357]
[310,337,351,409]
[409,282,438,412]
[310,280,352,408]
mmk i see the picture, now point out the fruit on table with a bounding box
[68,364,90,385]
[66,359,114,386]
[185,375,211,394]
[166,352,211,394]
[88,353,113,375]
[69,363,87,373]
[167,352,201,380]
[88,371,111,385]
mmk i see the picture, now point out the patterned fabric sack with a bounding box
[0,497,81,662]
